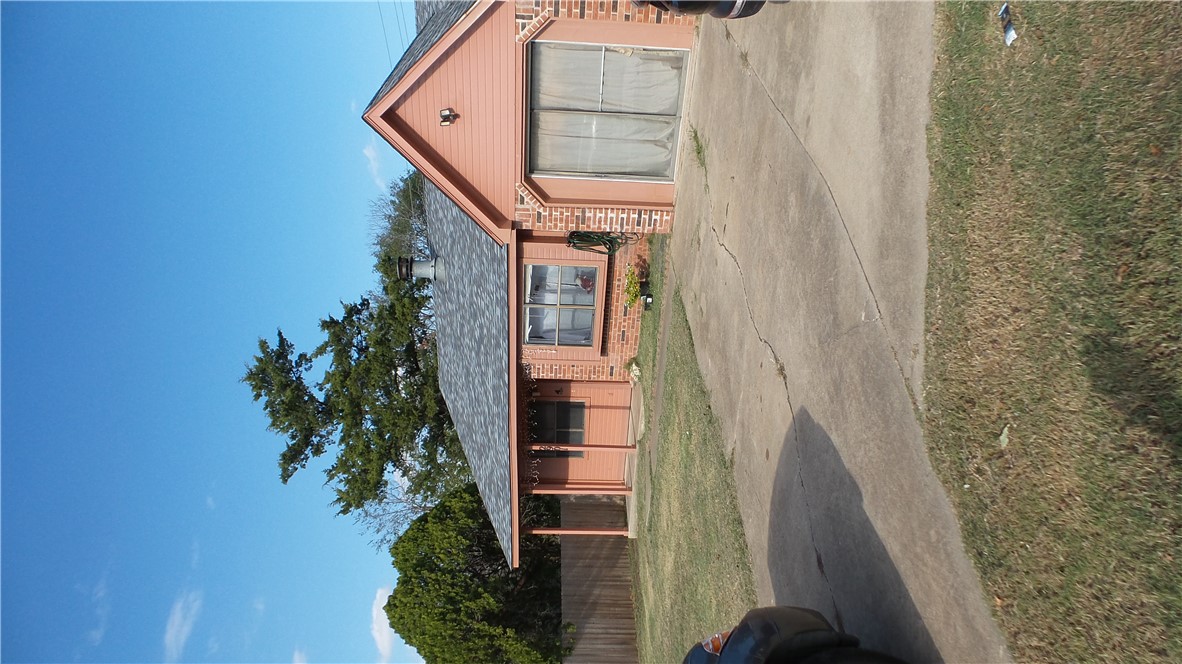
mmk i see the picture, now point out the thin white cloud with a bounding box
[240,597,265,652]
[370,587,396,663]
[293,648,309,664]
[85,573,111,646]
[351,99,359,115]
[363,140,386,192]
[205,495,216,510]
[163,590,203,663]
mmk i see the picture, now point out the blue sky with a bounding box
[2,3,426,662]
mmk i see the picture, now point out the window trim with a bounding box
[519,248,608,361]
[523,263,600,348]
[525,40,689,184]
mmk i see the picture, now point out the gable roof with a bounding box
[366,1,475,113]
[363,0,512,246]
[422,182,515,566]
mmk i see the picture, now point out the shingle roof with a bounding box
[366,1,476,113]
[423,182,514,565]
[367,0,514,564]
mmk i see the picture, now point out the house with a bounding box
[363,0,694,572]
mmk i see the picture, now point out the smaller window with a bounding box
[524,264,598,347]
[529,401,585,459]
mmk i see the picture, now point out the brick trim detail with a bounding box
[511,0,686,236]
[514,193,674,234]
[516,10,551,43]
[514,0,695,33]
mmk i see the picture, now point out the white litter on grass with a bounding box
[998,3,1019,46]
[999,424,1010,449]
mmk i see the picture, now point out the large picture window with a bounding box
[529,401,585,458]
[524,264,598,347]
[529,42,687,180]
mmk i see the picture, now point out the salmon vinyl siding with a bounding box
[529,381,631,484]
[519,238,614,266]
[580,386,630,482]
[527,176,676,209]
[388,2,517,222]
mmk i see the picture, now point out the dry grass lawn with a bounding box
[925,3,1181,661]
[630,236,757,664]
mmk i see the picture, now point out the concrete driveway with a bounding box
[669,4,1011,662]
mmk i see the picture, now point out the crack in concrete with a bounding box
[703,197,846,626]
[710,23,879,627]
[700,22,905,626]
[694,39,842,613]
[706,212,787,402]
[729,33,921,417]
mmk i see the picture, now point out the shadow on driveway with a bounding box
[767,407,942,663]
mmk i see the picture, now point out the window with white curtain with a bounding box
[529,42,687,180]
[524,264,598,347]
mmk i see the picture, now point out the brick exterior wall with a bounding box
[524,239,649,382]
[511,0,685,235]
[514,0,684,381]
[515,185,674,234]
[514,0,695,35]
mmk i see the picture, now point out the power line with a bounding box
[394,2,411,49]
[375,1,394,69]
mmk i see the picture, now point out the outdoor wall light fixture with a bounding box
[439,108,459,126]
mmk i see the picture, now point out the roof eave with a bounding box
[362,1,509,247]
[363,111,510,247]
[507,229,521,568]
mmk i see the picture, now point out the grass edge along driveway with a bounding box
[630,236,758,664]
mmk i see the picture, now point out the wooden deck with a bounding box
[560,496,639,663]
